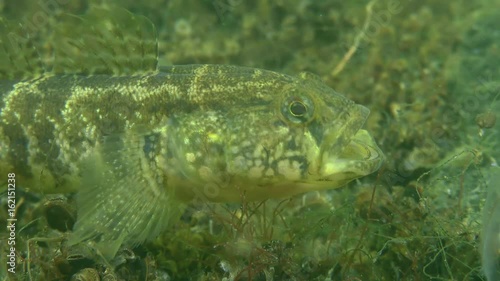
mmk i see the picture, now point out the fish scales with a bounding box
[0,6,384,260]
[0,66,297,192]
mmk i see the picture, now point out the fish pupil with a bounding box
[289,100,307,117]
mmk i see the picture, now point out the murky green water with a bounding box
[1,0,499,280]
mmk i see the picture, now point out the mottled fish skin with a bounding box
[0,6,384,260]
[0,65,381,196]
[0,66,298,193]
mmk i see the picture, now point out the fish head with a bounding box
[166,71,384,202]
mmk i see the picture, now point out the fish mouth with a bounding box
[320,129,384,178]
[316,103,384,183]
[319,103,370,161]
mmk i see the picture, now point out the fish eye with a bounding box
[289,101,307,117]
[281,95,315,124]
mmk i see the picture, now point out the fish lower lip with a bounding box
[341,131,383,161]
[321,129,385,178]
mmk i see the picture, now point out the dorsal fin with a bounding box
[0,5,158,80]
[49,5,159,75]
[0,18,45,80]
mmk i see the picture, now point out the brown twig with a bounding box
[331,0,377,77]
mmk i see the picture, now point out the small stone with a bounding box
[475,112,496,129]
[71,268,100,281]
[174,18,192,37]
[44,196,76,232]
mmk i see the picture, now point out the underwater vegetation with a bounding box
[482,168,500,281]
[1,0,499,280]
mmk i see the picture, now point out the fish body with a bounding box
[0,7,384,259]
[1,66,381,198]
